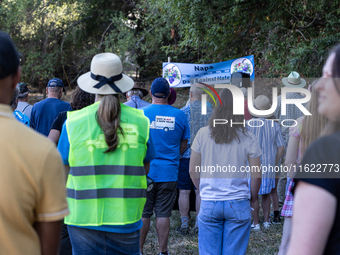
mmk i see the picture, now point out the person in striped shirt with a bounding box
[247,95,285,231]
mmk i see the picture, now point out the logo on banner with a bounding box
[163,63,181,86]
[231,58,254,76]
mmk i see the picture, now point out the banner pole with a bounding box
[252,80,255,102]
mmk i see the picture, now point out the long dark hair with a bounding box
[96,94,123,153]
[71,86,95,110]
[208,88,248,144]
[321,44,340,136]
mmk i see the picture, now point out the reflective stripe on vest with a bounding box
[65,101,149,226]
[69,165,146,176]
[67,188,147,199]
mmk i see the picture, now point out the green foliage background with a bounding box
[1,0,339,87]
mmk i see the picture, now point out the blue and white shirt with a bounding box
[180,100,213,159]
[274,92,306,144]
[124,95,150,109]
[247,118,285,194]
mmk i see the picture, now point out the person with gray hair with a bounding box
[124,82,150,109]
[176,83,213,235]
[15,82,32,118]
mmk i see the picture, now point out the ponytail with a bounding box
[96,94,123,153]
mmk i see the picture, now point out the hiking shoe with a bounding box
[263,222,271,229]
[251,223,260,231]
[176,225,189,235]
[272,217,281,225]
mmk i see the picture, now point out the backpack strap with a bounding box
[22,104,30,114]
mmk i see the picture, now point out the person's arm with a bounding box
[34,221,63,255]
[30,107,36,129]
[248,156,261,204]
[34,144,69,255]
[144,162,150,175]
[285,136,299,179]
[180,139,188,154]
[57,123,70,166]
[287,181,336,255]
[47,129,61,146]
[143,134,156,176]
[275,146,285,165]
[189,150,201,190]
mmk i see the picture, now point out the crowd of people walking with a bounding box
[1,29,340,255]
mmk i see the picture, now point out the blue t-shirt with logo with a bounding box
[142,104,190,183]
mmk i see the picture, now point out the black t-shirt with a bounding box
[50,111,68,132]
[294,132,340,255]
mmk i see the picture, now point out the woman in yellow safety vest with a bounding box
[57,53,156,255]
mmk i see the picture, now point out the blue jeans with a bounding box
[198,199,251,255]
[68,226,140,255]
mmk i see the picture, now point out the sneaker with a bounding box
[175,225,189,235]
[251,223,260,231]
[272,217,281,225]
[158,252,169,255]
[263,222,271,229]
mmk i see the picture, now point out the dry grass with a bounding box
[143,210,283,255]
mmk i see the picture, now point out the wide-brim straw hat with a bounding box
[77,53,134,95]
[282,71,306,88]
[251,95,274,118]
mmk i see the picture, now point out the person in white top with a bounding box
[15,82,33,118]
[190,88,262,255]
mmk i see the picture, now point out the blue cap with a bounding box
[151,77,170,98]
[47,78,65,92]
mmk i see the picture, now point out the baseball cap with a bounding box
[0,31,20,79]
[17,82,31,95]
[47,78,65,92]
[151,77,170,98]
[230,72,250,88]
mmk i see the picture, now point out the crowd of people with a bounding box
[1,29,340,255]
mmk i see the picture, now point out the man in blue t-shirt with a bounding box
[140,78,189,255]
[30,78,72,136]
